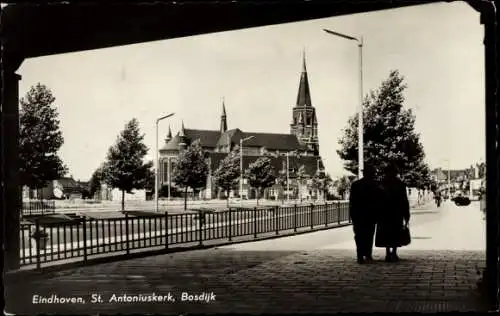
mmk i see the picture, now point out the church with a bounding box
[159,53,325,200]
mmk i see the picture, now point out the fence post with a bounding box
[125,213,130,254]
[82,217,88,263]
[253,207,258,239]
[337,201,341,225]
[198,212,203,246]
[294,204,297,232]
[35,218,41,270]
[228,208,232,242]
[324,202,328,227]
[275,206,279,235]
[347,202,352,223]
[165,211,169,250]
[310,203,314,230]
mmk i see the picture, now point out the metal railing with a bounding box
[22,200,56,217]
[20,201,350,269]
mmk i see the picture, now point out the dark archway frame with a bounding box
[1,0,498,310]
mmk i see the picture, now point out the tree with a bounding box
[245,156,276,206]
[476,162,486,178]
[334,175,355,200]
[404,162,432,190]
[143,160,155,192]
[276,168,288,204]
[172,140,209,210]
[101,118,151,211]
[19,83,67,197]
[295,164,308,201]
[337,70,430,187]
[89,165,105,198]
[213,150,241,207]
[311,173,331,200]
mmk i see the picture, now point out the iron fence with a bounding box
[22,200,56,217]
[20,201,350,269]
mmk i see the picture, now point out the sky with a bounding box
[18,2,485,181]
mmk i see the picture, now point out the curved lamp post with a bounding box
[324,28,364,179]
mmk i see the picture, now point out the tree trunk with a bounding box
[184,187,188,210]
[121,190,125,211]
[256,188,260,206]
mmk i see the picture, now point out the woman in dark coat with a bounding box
[375,165,410,262]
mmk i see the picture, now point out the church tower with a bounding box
[290,50,319,155]
[220,97,228,133]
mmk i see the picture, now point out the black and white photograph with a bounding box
[2,1,498,314]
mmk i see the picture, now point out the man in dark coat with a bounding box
[375,165,410,262]
[349,165,383,264]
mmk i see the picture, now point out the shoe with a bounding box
[357,257,365,264]
[392,253,400,262]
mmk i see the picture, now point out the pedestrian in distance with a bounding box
[375,165,411,262]
[434,190,442,207]
[349,164,384,264]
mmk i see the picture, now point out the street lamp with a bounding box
[324,28,364,179]
[155,113,175,212]
[240,136,255,207]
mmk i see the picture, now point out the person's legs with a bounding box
[385,247,392,262]
[365,223,376,261]
[353,224,365,263]
[392,247,400,261]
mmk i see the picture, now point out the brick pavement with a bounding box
[5,201,488,314]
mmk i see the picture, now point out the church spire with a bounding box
[179,121,186,137]
[220,97,228,133]
[302,47,307,72]
[166,125,172,142]
[296,49,312,107]
[178,121,187,151]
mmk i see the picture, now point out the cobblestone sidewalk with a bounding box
[5,248,486,314]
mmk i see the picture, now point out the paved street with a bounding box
[5,200,487,314]
[19,203,350,268]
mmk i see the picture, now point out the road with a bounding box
[20,203,350,266]
[29,199,337,215]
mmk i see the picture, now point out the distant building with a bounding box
[159,53,325,200]
[23,176,84,200]
[431,166,477,184]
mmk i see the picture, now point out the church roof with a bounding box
[242,132,302,151]
[296,51,312,107]
[216,128,243,148]
[160,135,181,151]
[184,129,221,148]
[161,129,305,153]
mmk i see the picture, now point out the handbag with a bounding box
[399,223,411,246]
